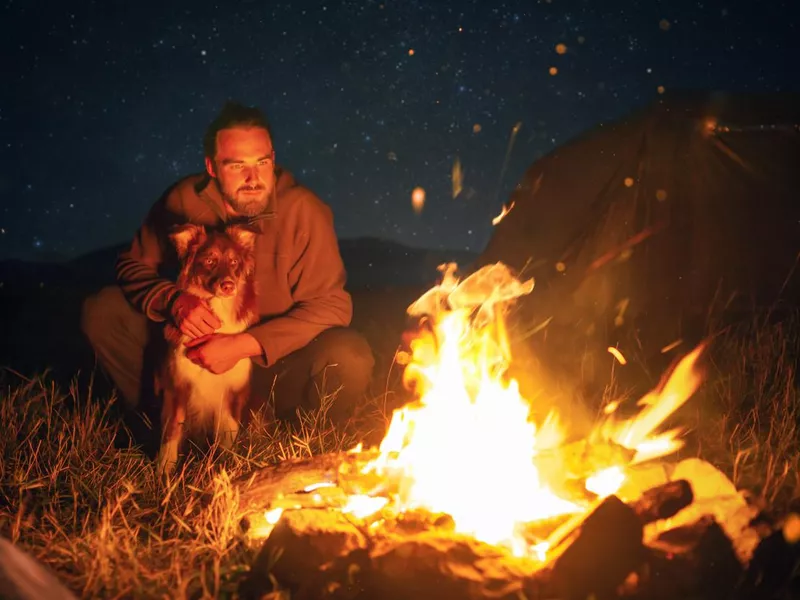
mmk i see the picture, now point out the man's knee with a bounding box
[80,286,129,346]
[311,327,375,386]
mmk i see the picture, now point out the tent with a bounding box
[477,91,800,388]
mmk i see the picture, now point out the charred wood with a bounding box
[551,495,646,600]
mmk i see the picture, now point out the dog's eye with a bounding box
[205,257,216,266]
[230,258,239,266]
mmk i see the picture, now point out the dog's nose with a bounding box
[219,280,235,295]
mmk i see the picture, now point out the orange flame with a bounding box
[358,263,705,558]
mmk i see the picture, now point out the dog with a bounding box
[155,222,258,474]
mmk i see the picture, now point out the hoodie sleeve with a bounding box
[247,195,352,367]
[115,190,182,322]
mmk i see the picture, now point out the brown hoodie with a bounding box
[115,168,352,367]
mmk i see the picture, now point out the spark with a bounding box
[608,347,627,365]
[452,157,463,199]
[491,200,515,225]
[660,339,683,353]
[614,298,630,327]
[492,121,523,207]
[411,187,426,214]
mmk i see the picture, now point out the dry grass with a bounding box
[690,312,800,510]
[0,372,388,599]
[1,312,798,598]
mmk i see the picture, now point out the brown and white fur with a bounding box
[155,223,258,475]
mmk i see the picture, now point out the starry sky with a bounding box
[1,0,797,262]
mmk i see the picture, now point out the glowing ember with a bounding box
[356,261,704,559]
[607,346,627,365]
[585,466,626,498]
[342,495,389,519]
[411,187,426,214]
[491,201,516,225]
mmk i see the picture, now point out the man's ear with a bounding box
[205,156,217,178]
[169,224,207,259]
[226,224,258,252]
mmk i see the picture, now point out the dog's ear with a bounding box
[169,224,207,259]
[226,224,258,252]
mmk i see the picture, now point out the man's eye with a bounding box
[229,164,243,170]
[258,159,272,167]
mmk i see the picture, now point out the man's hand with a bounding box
[184,332,263,374]
[170,291,221,339]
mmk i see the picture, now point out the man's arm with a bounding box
[115,192,182,322]
[246,196,352,368]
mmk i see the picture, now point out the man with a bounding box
[81,101,375,433]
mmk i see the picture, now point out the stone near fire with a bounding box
[672,458,739,498]
[244,508,367,594]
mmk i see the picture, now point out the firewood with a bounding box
[546,480,694,600]
[360,531,557,600]
[231,450,384,531]
[551,494,646,600]
[630,479,693,524]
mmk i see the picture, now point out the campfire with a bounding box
[232,263,800,600]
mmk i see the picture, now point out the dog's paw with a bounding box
[156,441,179,476]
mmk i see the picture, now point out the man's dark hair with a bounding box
[203,101,272,160]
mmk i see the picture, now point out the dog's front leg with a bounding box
[157,391,186,475]
[215,386,246,451]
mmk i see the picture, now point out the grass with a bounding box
[692,313,800,509]
[0,312,798,599]
[0,372,391,599]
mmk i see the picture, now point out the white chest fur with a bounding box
[172,294,252,427]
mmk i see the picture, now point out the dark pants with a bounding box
[80,286,375,430]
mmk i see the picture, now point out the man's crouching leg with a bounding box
[252,327,375,426]
[80,285,150,410]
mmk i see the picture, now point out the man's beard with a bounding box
[222,185,271,217]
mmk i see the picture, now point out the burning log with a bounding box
[240,479,701,600]
[549,480,693,600]
[240,509,560,600]
[631,479,694,523]
[231,451,383,530]
[361,532,555,600]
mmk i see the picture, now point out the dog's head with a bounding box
[169,223,257,298]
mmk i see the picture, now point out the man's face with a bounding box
[205,126,275,217]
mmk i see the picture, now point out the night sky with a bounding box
[1,0,797,262]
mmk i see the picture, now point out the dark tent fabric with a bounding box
[478,91,800,386]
